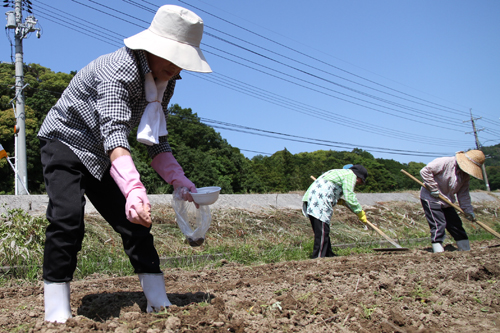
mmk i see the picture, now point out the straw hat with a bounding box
[456,150,485,180]
[124,5,211,73]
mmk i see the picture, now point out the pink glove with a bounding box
[110,155,152,228]
[151,152,197,203]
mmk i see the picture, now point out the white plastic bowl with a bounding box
[190,186,221,205]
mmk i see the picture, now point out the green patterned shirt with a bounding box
[302,169,362,223]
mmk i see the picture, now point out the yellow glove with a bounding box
[337,199,346,206]
[356,210,367,223]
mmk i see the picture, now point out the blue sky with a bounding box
[2,0,500,165]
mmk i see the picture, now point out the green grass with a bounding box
[361,303,377,319]
[0,199,499,283]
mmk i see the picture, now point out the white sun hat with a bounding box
[124,5,211,73]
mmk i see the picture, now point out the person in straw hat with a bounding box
[37,5,211,323]
[419,150,485,253]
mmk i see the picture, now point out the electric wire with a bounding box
[34,13,122,48]
[204,123,451,158]
[121,0,154,13]
[124,0,491,127]
[70,0,146,29]
[36,1,128,39]
[3,78,462,156]
[4,27,15,63]
[204,27,472,121]
[28,0,499,154]
[200,118,452,156]
[84,0,150,25]
[33,7,123,45]
[128,0,499,130]
[61,0,461,132]
[70,0,499,137]
[176,0,476,117]
[179,0,500,138]
[203,47,466,133]
[239,149,272,156]
[120,0,474,131]
[206,72,468,145]
[28,3,488,144]
[120,0,156,13]
[204,31,469,129]
[186,72,468,147]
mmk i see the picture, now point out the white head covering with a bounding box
[124,5,211,73]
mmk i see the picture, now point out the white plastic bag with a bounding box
[172,187,212,247]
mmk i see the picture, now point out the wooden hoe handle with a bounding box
[400,169,500,239]
[365,220,403,248]
[400,170,463,212]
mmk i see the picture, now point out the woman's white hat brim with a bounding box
[124,29,211,73]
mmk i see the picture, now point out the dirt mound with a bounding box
[1,240,499,332]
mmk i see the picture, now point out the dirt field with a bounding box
[0,240,499,332]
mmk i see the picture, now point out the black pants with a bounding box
[308,215,335,258]
[40,138,161,282]
[421,199,468,244]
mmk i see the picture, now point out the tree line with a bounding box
[1,62,498,195]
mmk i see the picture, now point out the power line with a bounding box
[120,0,156,13]
[200,119,452,158]
[27,1,498,156]
[202,118,453,155]
[186,72,469,147]
[176,0,476,117]
[37,1,128,39]
[204,31,470,129]
[176,0,500,137]
[84,0,150,24]
[123,0,475,131]
[239,148,272,156]
[69,0,146,29]
[69,0,499,138]
[34,13,122,48]
[204,26,472,120]
[33,7,123,46]
[202,47,467,133]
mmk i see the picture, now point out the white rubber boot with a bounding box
[432,243,444,253]
[139,273,172,313]
[456,239,470,251]
[44,280,72,323]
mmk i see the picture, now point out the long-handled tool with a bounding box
[310,175,408,251]
[365,219,406,250]
[401,169,500,239]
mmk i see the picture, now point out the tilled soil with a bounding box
[1,241,499,332]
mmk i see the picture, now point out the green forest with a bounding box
[1,62,499,195]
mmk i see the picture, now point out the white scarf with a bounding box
[136,72,169,146]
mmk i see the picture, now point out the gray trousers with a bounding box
[420,199,468,243]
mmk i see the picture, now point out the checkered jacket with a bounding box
[38,47,179,180]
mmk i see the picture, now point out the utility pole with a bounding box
[463,109,490,191]
[4,0,40,195]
